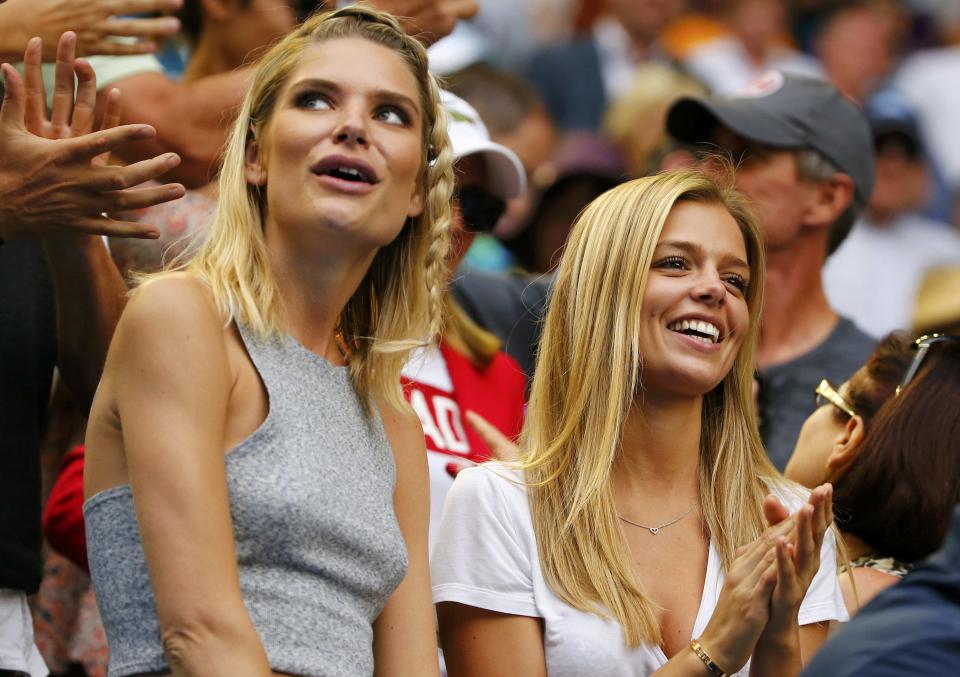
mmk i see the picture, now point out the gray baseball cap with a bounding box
[666,71,874,206]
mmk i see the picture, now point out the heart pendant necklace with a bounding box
[618,505,696,535]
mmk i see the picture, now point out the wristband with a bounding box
[690,639,729,677]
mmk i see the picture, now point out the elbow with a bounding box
[160,614,264,674]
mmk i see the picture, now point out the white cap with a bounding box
[440,90,526,199]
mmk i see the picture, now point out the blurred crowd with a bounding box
[3,1,960,676]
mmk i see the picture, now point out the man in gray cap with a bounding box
[667,70,877,469]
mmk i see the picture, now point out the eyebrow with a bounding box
[656,239,749,271]
[287,77,420,114]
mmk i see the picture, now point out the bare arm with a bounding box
[373,404,440,676]
[368,0,479,45]
[438,604,546,677]
[0,0,182,60]
[3,32,185,407]
[437,520,786,677]
[110,275,272,676]
[97,69,252,188]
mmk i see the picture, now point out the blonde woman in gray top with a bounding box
[83,7,453,676]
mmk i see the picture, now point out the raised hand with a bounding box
[0,32,186,242]
[694,515,798,675]
[763,485,834,625]
[3,0,183,58]
[464,409,521,462]
[749,484,834,676]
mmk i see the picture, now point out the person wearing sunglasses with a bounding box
[400,91,528,550]
[785,332,960,613]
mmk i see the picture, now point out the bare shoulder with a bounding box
[124,272,220,329]
[109,272,232,389]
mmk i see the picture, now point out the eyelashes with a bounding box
[292,90,412,127]
[651,256,750,294]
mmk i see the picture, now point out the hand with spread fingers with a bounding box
[369,0,479,44]
[0,32,186,243]
[0,0,183,59]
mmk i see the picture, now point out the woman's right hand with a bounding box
[694,516,798,674]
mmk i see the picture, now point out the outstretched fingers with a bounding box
[61,123,157,163]
[104,181,186,213]
[22,37,48,133]
[74,215,160,239]
[84,153,182,192]
[71,59,98,136]
[0,64,27,128]
[51,32,78,133]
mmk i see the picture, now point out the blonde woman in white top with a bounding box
[432,168,845,676]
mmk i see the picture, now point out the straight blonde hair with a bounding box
[522,168,778,647]
[152,6,454,412]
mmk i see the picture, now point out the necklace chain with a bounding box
[618,505,696,535]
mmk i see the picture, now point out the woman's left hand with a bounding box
[766,484,833,627]
[749,484,833,676]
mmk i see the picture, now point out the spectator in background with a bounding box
[667,71,877,469]
[798,340,960,677]
[786,333,960,613]
[683,0,822,94]
[895,40,960,196]
[402,91,527,549]
[814,0,906,102]
[1,32,185,677]
[527,0,686,131]
[106,0,303,278]
[508,132,627,273]
[0,0,182,59]
[447,62,557,270]
[913,265,960,336]
[603,62,705,177]
[823,90,960,339]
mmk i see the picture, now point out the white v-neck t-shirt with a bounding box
[431,464,848,677]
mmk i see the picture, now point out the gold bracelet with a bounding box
[690,639,729,677]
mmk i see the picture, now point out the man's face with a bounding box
[704,129,819,251]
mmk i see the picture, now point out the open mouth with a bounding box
[321,166,373,183]
[311,157,378,185]
[667,319,722,344]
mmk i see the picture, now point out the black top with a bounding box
[801,505,960,677]
[0,238,57,593]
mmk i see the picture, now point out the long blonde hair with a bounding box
[522,168,777,647]
[164,6,454,411]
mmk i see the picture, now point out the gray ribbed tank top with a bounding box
[84,324,408,677]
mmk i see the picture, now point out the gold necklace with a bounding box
[617,505,696,535]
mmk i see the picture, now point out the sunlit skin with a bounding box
[784,377,856,489]
[709,129,819,252]
[247,38,426,263]
[784,368,900,613]
[636,201,752,401]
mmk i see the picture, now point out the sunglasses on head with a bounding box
[454,185,507,234]
[896,333,960,396]
[815,379,856,418]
